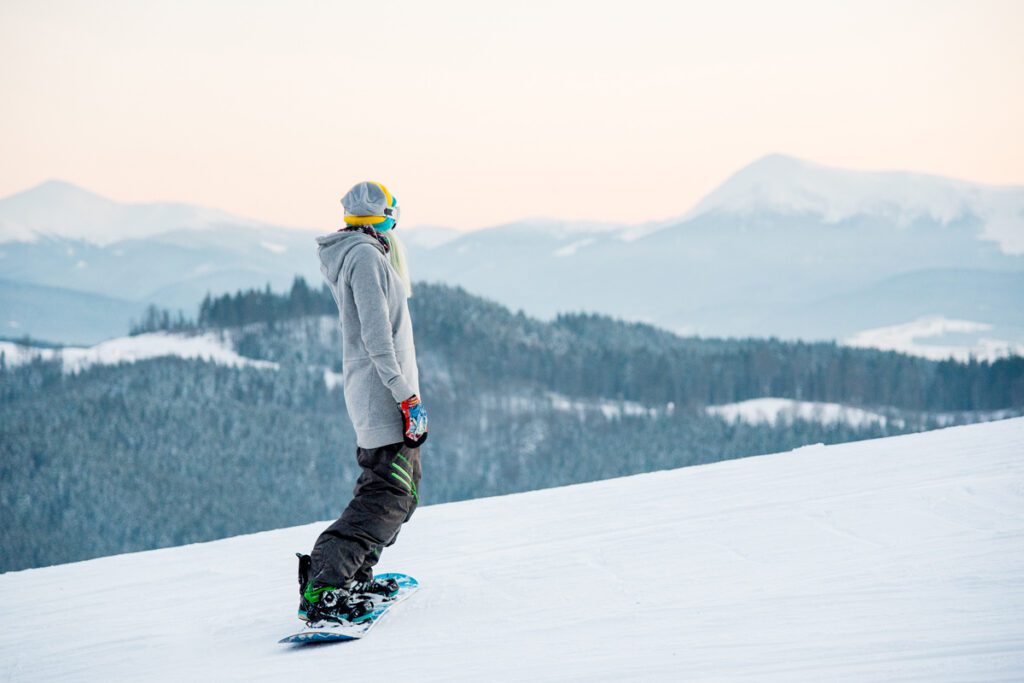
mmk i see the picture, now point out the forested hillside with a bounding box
[3,281,1021,572]
[138,278,1024,411]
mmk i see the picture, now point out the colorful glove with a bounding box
[399,395,428,448]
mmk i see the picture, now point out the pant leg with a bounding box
[310,443,421,587]
[352,447,422,582]
[354,445,422,581]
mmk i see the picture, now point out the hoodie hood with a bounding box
[316,229,386,285]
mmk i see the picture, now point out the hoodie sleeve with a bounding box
[346,246,416,403]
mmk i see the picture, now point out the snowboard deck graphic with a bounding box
[279,573,419,644]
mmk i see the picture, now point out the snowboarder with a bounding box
[296,181,427,625]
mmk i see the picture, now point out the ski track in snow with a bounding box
[1,419,1023,681]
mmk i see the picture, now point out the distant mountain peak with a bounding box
[692,154,992,220]
[30,178,99,194]
[5,179,115,209]
[741,152,812,172]
[0,179,269,246]
[685,156,1024,254]
[26,179,75,192]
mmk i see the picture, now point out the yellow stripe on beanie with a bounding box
[373,182,393,208]
[344,215,387,226]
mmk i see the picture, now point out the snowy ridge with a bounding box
[688,154,1024,254]
[2,418,1022,681]
[707,397,890,428]
[0,180,272,246]
[0,332,276,373]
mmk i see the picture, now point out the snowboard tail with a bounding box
[279,573,418,644]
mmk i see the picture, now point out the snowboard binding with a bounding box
[296,553,374,625]
[350,576,401,601]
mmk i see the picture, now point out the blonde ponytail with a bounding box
[383,232,412,298]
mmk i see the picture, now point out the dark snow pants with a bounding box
[310,442,421,587]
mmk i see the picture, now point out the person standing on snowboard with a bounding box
[296,181,428,625]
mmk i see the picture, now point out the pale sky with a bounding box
[1,0,1022,231]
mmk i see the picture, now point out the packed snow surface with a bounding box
[2,419,1022,681]
[846,316,1024,361]
[707,397,889,428]
[0,332,277,373]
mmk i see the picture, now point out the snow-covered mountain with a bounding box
[405,155,1024,354]
[2,418,1021,681]
[687,154,1024,254]
[2,156,1022,353]
[0,179,270,245]
[0,182,326,341]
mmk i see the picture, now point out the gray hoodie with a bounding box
[317,230,420,449]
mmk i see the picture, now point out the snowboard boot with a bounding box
[296,553,314,619]
[295,553,374,625]
[350,575,401,601]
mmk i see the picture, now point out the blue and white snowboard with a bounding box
[279,573,419,644]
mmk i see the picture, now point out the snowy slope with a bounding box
[0,332,276,372]
[707,397,890,427]
[2,418,1022,681]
